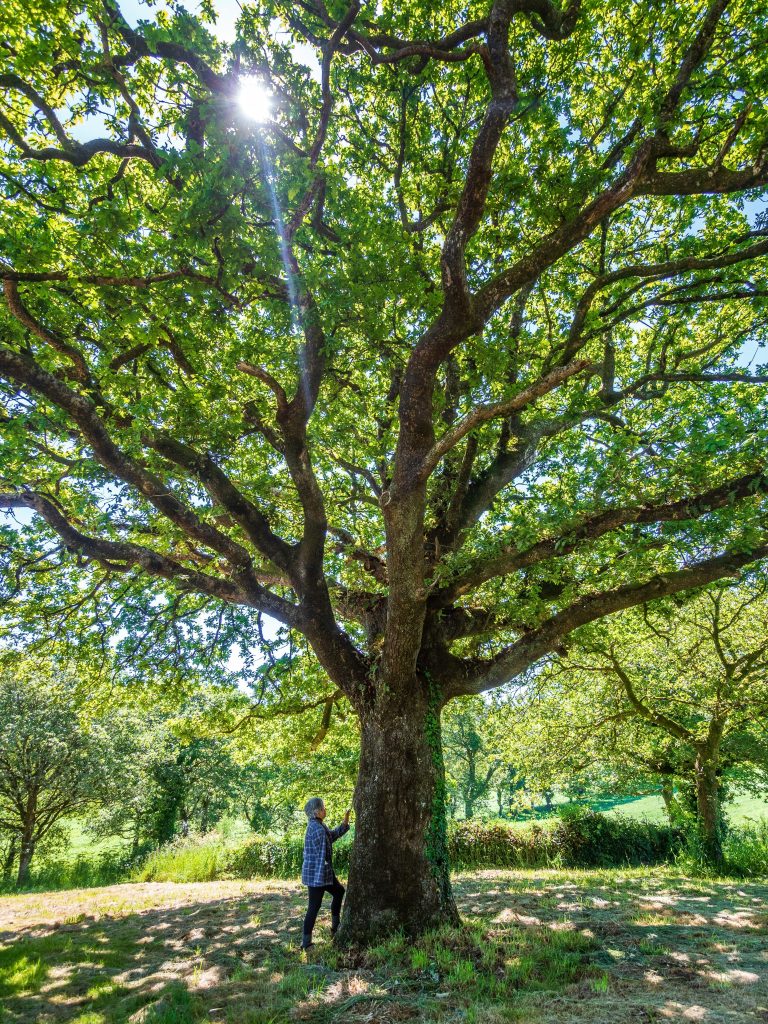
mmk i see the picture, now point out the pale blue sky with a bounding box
[117,0,320,68]
[120,0,241,38]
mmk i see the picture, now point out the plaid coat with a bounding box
[301,817,349,887]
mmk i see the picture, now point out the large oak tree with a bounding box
[1,0,768,940]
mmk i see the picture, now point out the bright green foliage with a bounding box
[228,672,360,824]
[0,662,119,884]
[0,0,766,690]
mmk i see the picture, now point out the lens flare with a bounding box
[238,77,272,122]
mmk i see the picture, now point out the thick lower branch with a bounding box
[0,489,298,618]
[435,468,768,604]
[449,543,768,696]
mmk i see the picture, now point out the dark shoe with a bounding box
[301,933,314,950]
[331,916,340,936]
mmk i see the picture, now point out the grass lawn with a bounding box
[1,869,767,1023]
[498,792,768,825]
[599,792,768,825]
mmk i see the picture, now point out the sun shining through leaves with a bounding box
[238,77,272,123]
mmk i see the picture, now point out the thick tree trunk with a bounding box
[17,834,35,887]
[694,753,724,868]
[338,693,460,944]
[463,795,475,819]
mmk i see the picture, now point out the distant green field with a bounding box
[600,791,768,824]
[64,820,126,858]
[482,789,768,826]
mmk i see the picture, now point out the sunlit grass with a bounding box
[0,952,47,997]
[1,870,766,1023]
[132,834,227,883]
[638,938,672,955]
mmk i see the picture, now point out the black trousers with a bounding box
[303,875,345,936]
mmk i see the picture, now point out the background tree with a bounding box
[1,0,768,939]
[89,713,172,856]
[444,696,512,818]
[508,579,768,866]
[0,664,116,885]
[490,763,527,818]
[97,726,246,848]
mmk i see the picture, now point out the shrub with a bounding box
[225,831,353,879]
[133,832,227,883]
[0,809,706,891]
[549,806,682,868]
[446,810,681,871]
[723,820,768,876]
[447,820,557,870]
[676,818,768,877]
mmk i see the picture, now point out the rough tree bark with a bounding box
[17,815,36,887]
[694,731,725,869]
[339,686,459,943]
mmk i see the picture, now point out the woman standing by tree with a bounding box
[301,798,351,950]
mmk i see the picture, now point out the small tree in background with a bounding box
[0,665,116,885]
[444,697,504,818]
[508,579,768,867]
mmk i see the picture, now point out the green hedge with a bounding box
[448,809,682,870]
[447,820,555,869]
[221,809,680,880]
[722,819,768,877]
[8,811,764,893]
[225,831,353,878]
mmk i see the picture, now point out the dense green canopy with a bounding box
[1,2,768,687]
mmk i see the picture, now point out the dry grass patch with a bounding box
[0,870,767,1023]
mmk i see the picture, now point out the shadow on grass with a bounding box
[0,873,767,1024]
[0,885,313,1024]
